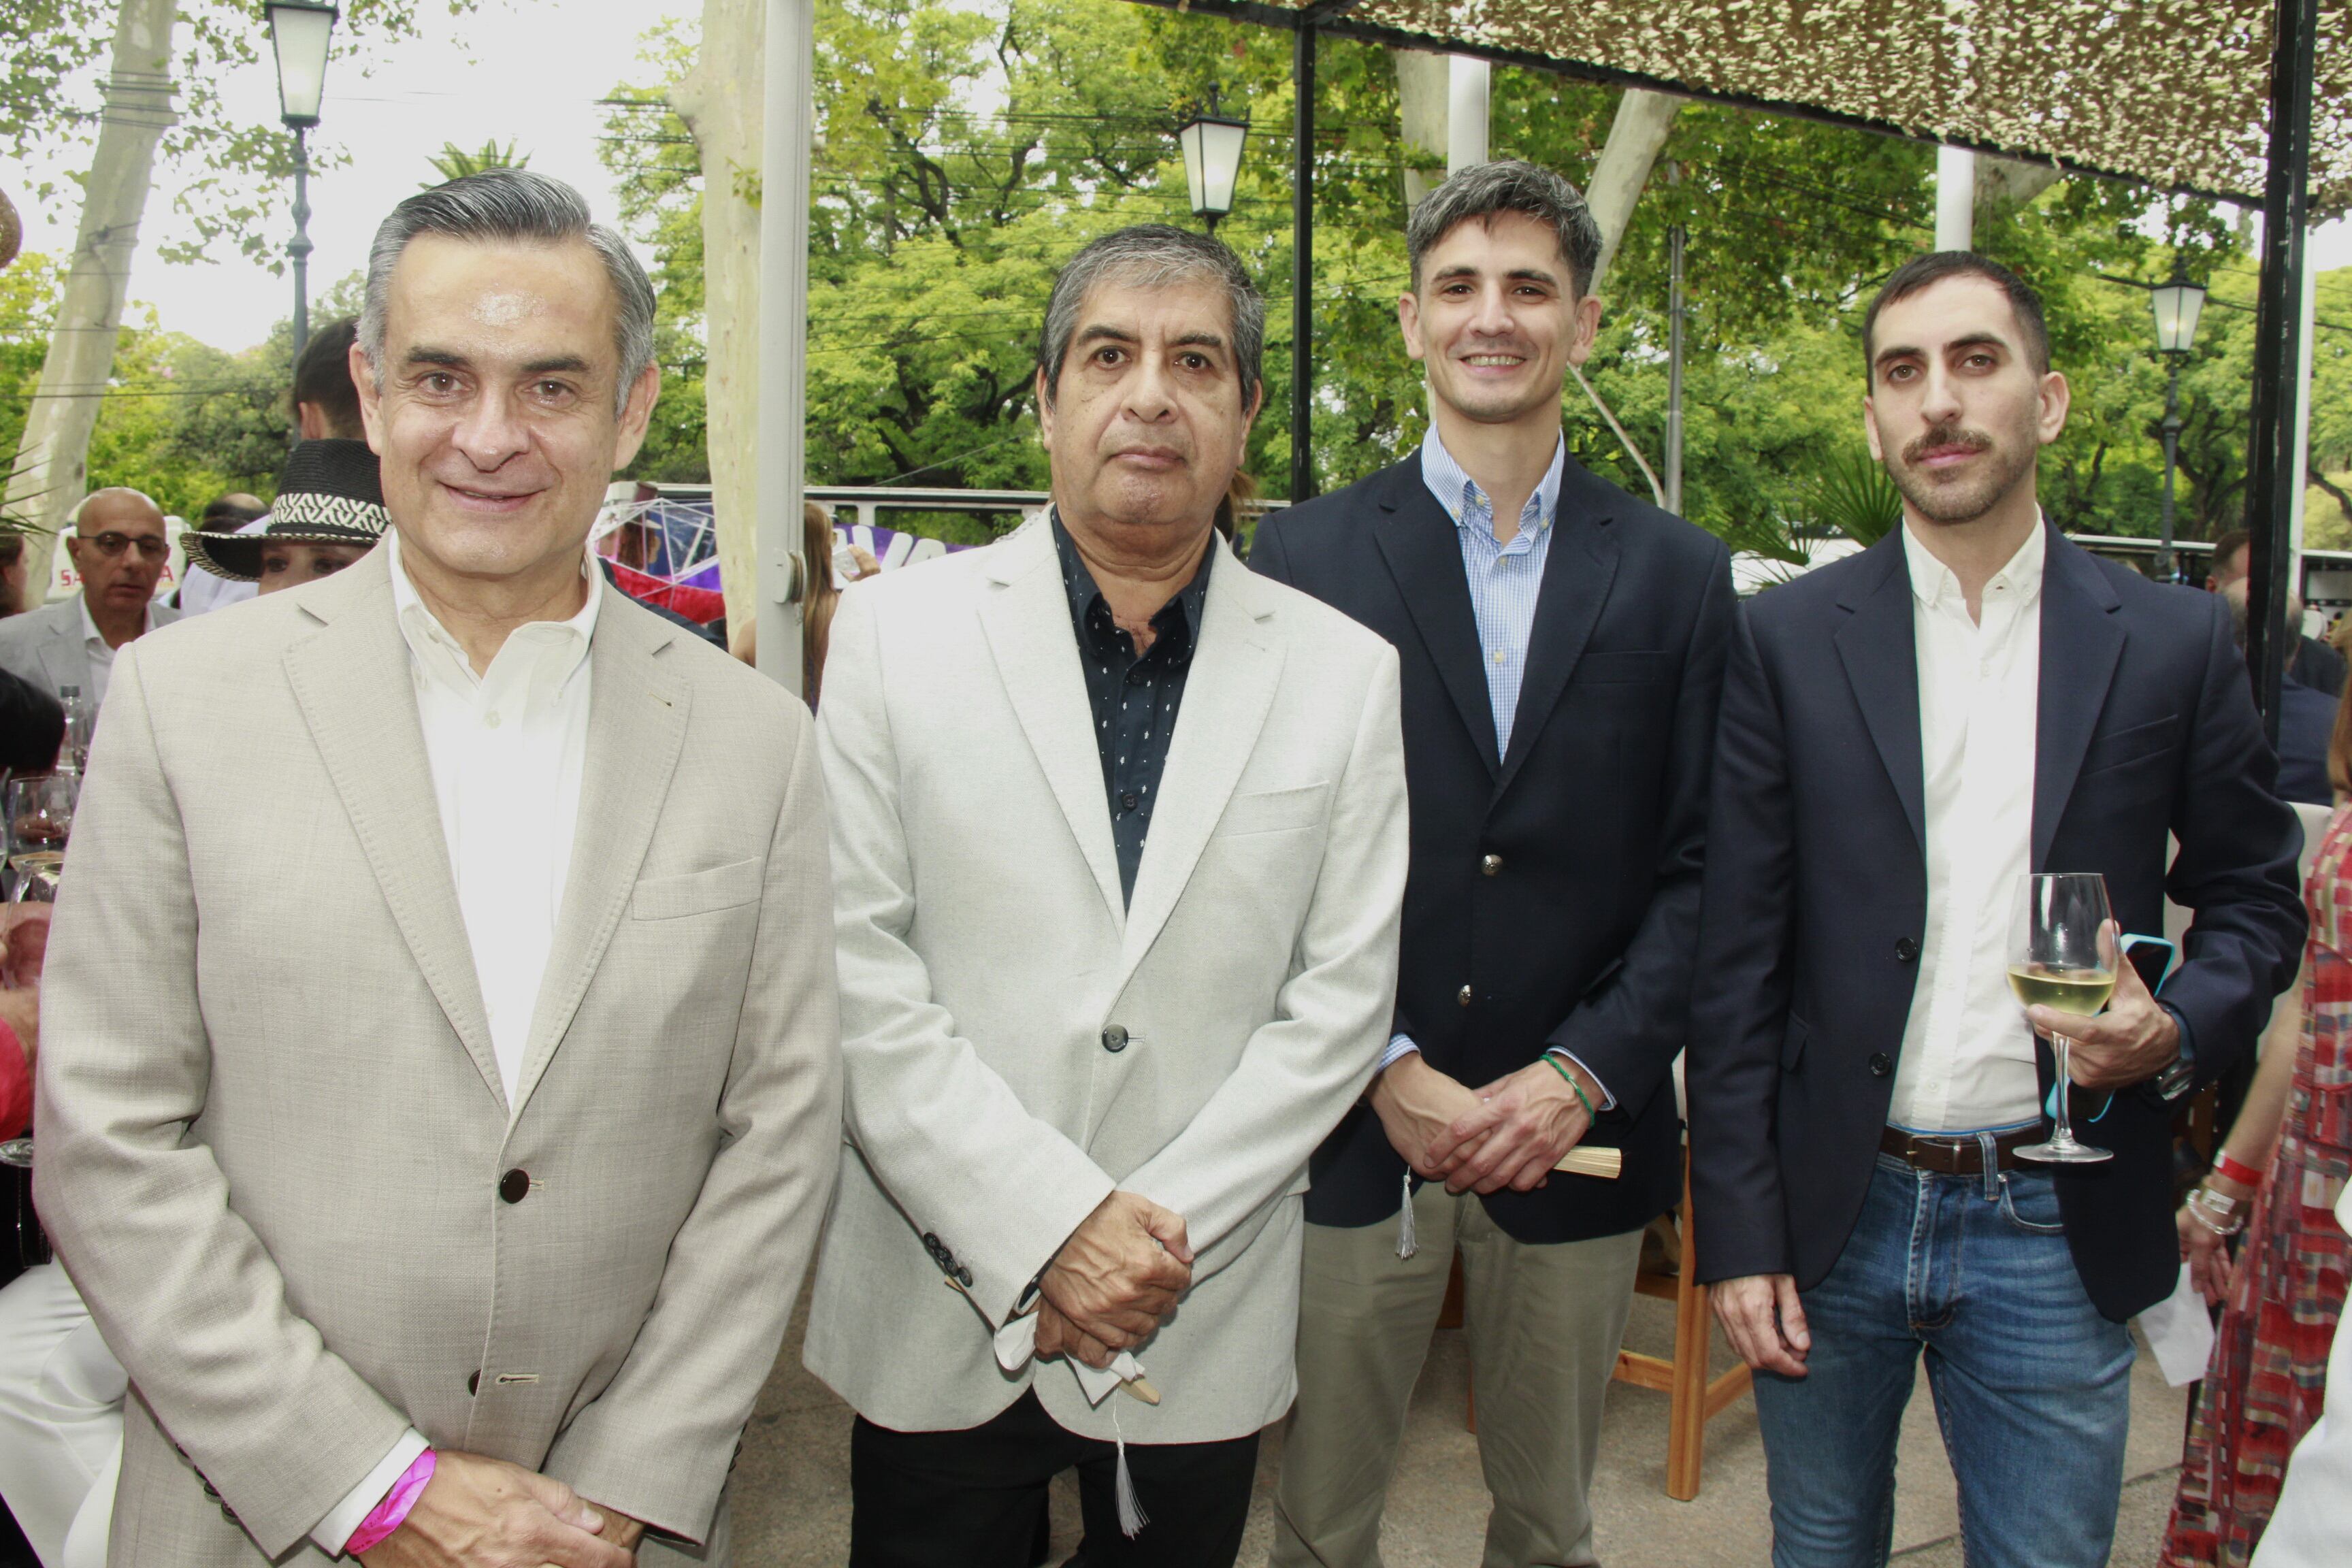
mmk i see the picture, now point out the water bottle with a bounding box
[56,685,93,774]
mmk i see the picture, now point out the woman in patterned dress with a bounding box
[2161,702,2352,1565]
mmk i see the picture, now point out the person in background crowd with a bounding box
[800,500,842,710]
[183,441,387,598]
[2162,687,2352,1565]
[292,317,365,442]
[0,489,178,708]
[2224,580,2336,806]
[1252,159,1735,1568]
[1688,251,2306,1568]
[1,532,32,617]
[2209,527,2346,697]
[175,493,270,617]
[805,223,1407,1568]
[35,168,843,1568]
[0,669,60,773]
[2248,1186,2352,1566]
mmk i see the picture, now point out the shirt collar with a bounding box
[1048,507,1215,651]
[1901,512,2048,612]
[78,595,105,649]
[387,528,602,695]
[1419,425,1566,542]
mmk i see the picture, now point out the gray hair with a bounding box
[359,169,657,416]
[1406,159,1602,298]
[1036,225,1264,412]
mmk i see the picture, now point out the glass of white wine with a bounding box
[5,774,75,906]
[2008,872,2117,1164]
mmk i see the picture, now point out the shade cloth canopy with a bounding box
[1141,0,2351,218]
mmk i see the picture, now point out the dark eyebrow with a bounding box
[1077,324,1137,347]
[1171,331,1227,352]
[1872,342,1923,374]
[403,347,466,369]
[522,355,592,377]
[1944,332,2012,358]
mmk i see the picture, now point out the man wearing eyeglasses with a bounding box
[0,489,179,709]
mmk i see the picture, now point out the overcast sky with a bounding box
[9,0,2349,357]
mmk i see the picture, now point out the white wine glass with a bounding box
[5,774,75,906]
[2008,872,2117,1164]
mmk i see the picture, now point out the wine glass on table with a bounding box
[2007,872,2117,1164]
[5,773,76,906]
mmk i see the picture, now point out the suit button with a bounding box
[957,1265,975,1288]
[1102,1025,1129,1053]
[499,1169,530,1204]
[1894,938,1919,963]
[1481,853,1503,877]
[1457,985,1473,1008]
[1868,1052,1893,1077]
[468,1370,480,1396]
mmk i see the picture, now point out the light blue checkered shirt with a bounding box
[1377,429,1610,1107]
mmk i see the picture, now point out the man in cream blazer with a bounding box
[35,171,840,1567]
[804,226,1407,1567]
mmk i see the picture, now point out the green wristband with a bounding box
[1544,1053,1597,1122]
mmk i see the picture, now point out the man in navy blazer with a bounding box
[1688,252,2304,1568]
[1254,161,1734,1568]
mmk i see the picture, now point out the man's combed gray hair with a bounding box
[1406,159,1603,298]
[1037,225,1264,411]
[359,169,657,415]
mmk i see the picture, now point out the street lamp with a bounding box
[266,0,338,361]
[2149,259,2207,583]
[1176,88,1248,236]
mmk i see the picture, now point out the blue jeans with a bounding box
[1752,1153,2135,1568]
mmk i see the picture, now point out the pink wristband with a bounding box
[344,1450,436,1556]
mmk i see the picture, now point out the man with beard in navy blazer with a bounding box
[1687,252,2305,1568]
[1253,160,1735,1568]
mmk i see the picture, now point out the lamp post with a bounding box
[266,0,338,361]
[1176,88,1247,236]
[2150,259,2207,584]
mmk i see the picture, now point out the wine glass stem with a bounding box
[2052,1034,2076,1146]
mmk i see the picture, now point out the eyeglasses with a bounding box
[84,532,170,561]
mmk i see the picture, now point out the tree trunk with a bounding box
[6,0,178,582]
[1584,88,1682,297]
[672,0,764,638]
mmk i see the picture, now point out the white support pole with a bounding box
[753,0,813,693]
[1445,55,1488,175]
[1935,145,1975,252]
[2291,226,2319,591]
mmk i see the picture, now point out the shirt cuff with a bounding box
[1377,1034,1421,1073]
[1543,1047,1617,1111]
[312,1428,431,1556]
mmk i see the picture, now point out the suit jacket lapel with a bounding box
[1115,544,1282,994]
[1833,533,1928,853]
[979,520,1126,930]
[1496,497,1620,796]
[2033,526,2126,869]
[39,602,86,697]
[1372,468,1499,774]
[510,596,691,1115]
[282,550,504,1108]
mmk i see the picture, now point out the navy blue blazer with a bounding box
[1253,454,1735,1243]
[1686,523,2306,1322]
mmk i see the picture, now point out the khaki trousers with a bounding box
[1271,1181,1644,1568]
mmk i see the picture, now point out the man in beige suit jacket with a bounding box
[34,170,840,1567]
[804,225,1408,1567]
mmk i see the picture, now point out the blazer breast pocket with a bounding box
[1578,650,1671,686]
[631,857,764,921]
[2076,715,2179,777]
[1214,781,1331,838]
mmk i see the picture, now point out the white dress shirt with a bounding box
[76,599,119,709]
[312,532,600,1554]
[1888,519,2046,1133]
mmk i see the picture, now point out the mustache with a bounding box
[1901,421,1993,466]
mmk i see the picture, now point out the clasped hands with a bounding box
[356,1450,643,1568]
[1370,1051,1597,1196]
[1032,1190,1194,1371]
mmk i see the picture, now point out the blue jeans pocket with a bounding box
[1997,1171,2065,1235]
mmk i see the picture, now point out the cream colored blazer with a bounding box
[34,545,842,1565]
[804,517,1407,1444]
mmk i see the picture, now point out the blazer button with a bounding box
[957,1265,975,1288]
[1894,937,1920,963]
[1102,1025,1129,1053]
[1457,985,1473,1008]
[1868,1052,1893,1077]
[468,1370,480,1396]
[499,1169,531,1204]
[1481,853,1503,877]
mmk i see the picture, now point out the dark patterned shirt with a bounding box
[1052,513,1214,904]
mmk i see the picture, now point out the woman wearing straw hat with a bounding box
[184,439,389,599]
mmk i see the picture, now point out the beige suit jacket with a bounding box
[803,517,1407,1443]
[33,546,841,1564]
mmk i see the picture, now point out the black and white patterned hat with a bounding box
[186,438,390,582]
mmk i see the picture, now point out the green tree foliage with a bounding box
[425,137,529,186]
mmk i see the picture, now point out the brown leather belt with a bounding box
[1879,1124,2041,1175]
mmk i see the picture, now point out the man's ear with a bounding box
[1564,293,1605,368]
[1398,290,1426,363]
[1035,366,1058,446]
[2036,369,2071,446]
[348,340,385,456]
[610,363,662,471]
[1862,395,1885,463]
